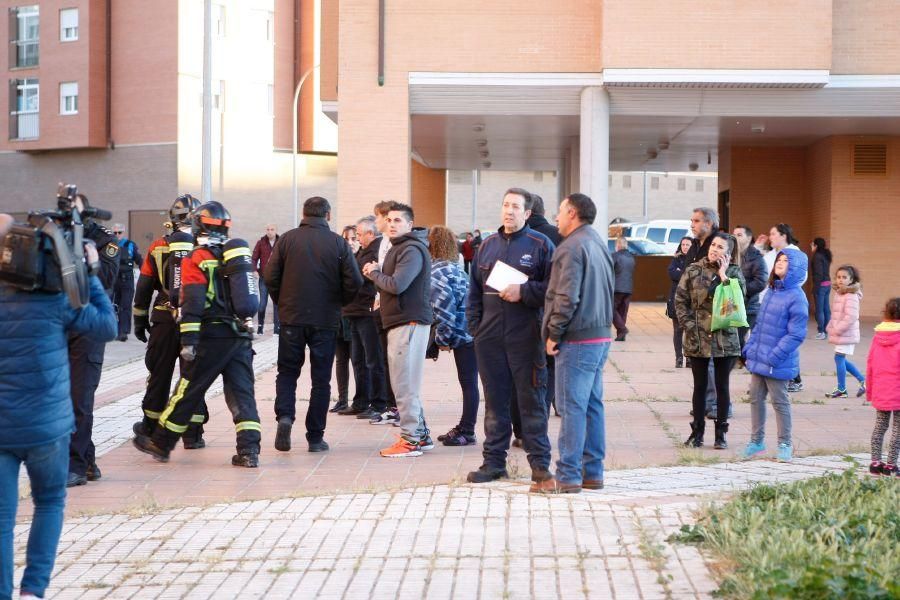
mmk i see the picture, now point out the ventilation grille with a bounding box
[852,144,887,176]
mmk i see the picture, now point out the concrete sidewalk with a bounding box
[11,304,881,598]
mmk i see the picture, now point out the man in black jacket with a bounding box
[265,197,363,453]
[734,225,769,350]
[338,216,388,420]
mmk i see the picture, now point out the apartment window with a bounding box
[59,8,78,41]
[10,6,40,68]
[533,171,543,183]
[59,81,77,114]
[677,177,686,191]
[651,176,659,190]
[695,179,704,192]
[9,77,39,139]
[214,4,226,38]
[622,175,631,189]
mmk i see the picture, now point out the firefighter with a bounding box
[68,194,120,487]
[132,201,262,467]
[132,195,208,448]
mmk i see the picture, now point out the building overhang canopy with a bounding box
[329,71,900,172]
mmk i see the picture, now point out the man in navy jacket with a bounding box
[0,213,117,600]
[466,189,556,484]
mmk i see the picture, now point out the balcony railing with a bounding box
[12,40,39,68]
[9,112,39,140]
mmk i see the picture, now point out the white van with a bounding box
[638,220,691,254]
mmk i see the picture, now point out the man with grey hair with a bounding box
[683,207,726,420]
[111,223,142,341]
[338,216,389,419]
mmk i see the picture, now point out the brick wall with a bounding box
[320,0,338,102]
[832,0,900,75]
[829,136,900,317]
[602,0,832,70]
[728,146,810,249]
[410,160,446,229]
[807,137,832,243]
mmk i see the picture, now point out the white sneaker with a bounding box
[369,409,399,425]
[815,332,827,340]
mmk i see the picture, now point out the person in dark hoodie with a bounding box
[466,188,555,485]
[0,213,118,600]
[265,197,363,454]
[733,225,769,352]
[363,202,434,458]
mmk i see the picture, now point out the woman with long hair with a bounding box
[811,237,832,340]
[675,232,746,450]
[666,236,693,368]
[428,226,481,446]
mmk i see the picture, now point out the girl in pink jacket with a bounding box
[824,265,866,398]
[866,297,900,476]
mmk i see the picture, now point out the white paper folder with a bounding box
[485,260,529,292]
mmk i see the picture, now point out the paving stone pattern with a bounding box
[13,454,867,599]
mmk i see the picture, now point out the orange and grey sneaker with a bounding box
[380,435,423,458]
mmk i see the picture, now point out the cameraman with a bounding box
[0,213,117,600]
[67,194,120,488]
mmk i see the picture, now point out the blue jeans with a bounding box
[257,277,279,330]
[814,286,831,334]
[555,341,611,485]
[835,352,864,391]
[0,436,69,600]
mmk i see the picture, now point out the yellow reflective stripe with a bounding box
[151,246,170,288]
[169,242,193,252]
[143,409,161,419]
[199,260,220,304]
[133,307,149,316]
[190,414,205,423]
[159,378,189,426]
[223,247,251,261]
[235,421,261,433]
[180,322,201,333]
[164,421,188,434]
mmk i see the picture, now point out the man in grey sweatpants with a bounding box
[362,202,434,458]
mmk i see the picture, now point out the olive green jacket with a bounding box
[674,259,745,358]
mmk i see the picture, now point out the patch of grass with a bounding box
[669,468,900,599]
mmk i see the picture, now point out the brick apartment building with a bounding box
[329,0,900,316]
[3,1,899,315]
[0,0,336,245]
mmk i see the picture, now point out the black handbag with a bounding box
[425,323,440,360]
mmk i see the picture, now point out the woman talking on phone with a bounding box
[675,232,746,450]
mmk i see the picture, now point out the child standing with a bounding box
[824,265,866,398]
[866,298,900,476]
[742,248,809,462]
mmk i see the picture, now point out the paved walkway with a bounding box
[15,454,866,599]
[11,304,881,598]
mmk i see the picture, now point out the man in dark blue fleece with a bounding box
[466,188,556,484]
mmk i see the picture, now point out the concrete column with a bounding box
[579,86,610,240]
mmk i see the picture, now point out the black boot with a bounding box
[329,399,349,413]
[714,422,729,450]
[684,420,704,448]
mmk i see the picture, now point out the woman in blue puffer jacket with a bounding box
[742,247,809,463]
[0,214,117,600]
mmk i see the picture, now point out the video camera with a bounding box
[0,183,112,308]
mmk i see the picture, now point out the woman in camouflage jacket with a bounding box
[675,232,746,450]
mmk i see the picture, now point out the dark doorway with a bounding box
[718,190,730,233]
[129,210,169,254]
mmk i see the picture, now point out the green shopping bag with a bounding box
[711,279,749,331]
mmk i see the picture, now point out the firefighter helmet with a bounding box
[169,194,200,228]
[191,201,231,242]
